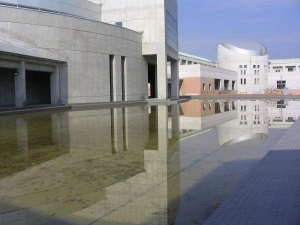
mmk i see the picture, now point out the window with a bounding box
[274,67,282,72]
[287,67,295,72]
[209,84,212,90]
[257,78,259,85]
[254,70,257,75]
[253,65,256,68]
[181,60,186,65]
[240,70,243,75]
[244,106,246,111]
[203,83,206,90]
[115,22,123,27]
[277,81,286,89]
[258,65,260,69]
[244,78,246,84]
[239,65,243,68]
[203,104,206,110]
[244,65,247,68]
[255,78,256,85]
[244,70,246,75]
[257,70,259,75]
[188,61,192,65]
[209,103,212,109]
[241,79,243,85]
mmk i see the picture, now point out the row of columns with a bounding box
[14,61,60,108]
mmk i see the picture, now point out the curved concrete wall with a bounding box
[217,44,269,94]
[0,6,147,104]
[0,0,101,21]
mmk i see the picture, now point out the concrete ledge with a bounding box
[0,105,71,116]
[188,94,300,100]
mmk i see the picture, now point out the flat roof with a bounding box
[179,52,213,63]
[0,40,67,62]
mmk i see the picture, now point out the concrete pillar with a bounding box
[171,60,179,99]
[157,54,168,99]
[51,113,62,148]
[113,56,122,101]
[15,61,26,107]
[51,66,60,105]
[16,118,28,157]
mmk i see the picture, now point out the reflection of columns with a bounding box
[122,108,128,151]
[51,113,62,148]
[113,108,124,153]
[51,66,60,105]
[16,118,28,156]
[171,60,179,99]
[157,54,167,99]
[158,106,168,159]
[171,104,180,140]
[113,56,122,101]
[15,61,26,107]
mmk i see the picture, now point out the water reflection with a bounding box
[0,105,180,225]
[0,100,300,225]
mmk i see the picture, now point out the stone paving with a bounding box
[204,118,300,225]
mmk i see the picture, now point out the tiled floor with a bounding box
[204,118,300,225]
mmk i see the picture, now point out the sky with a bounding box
[178,0,300,61]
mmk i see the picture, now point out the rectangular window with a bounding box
[188,61,192,65]
[255,78,256,85]
[244,78,246,84]
[254,70,257,75]
[244,70,246,75]
[253,65,256,68]
[257,70,259,75]
[287,67,295,72]
[257,78,259,85]
[277,80,286,89]
[121,56,126,101]
[115,22,123,27]
[209,84,212,90]
[244,65,247,68]
[239,65,243,68]
[241,79,243,85]
[258,65,260,69]
[181,60,186,65]
[241,70,243,75]
[203,83,206,90]
[109,55,115,102]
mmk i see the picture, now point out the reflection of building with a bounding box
[268,100,300,128]
[0,105,180,225]
[179,100,238,137]
[217,100,269,147]
[0,0,179,108]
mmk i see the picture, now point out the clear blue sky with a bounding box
[178,0,300,61]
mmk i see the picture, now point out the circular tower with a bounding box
[217,41,269,94]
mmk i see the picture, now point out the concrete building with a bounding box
[0,0,179,108]
[217,41,269,94]
[268,58,300,95]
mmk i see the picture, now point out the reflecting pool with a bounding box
[0,100,300,225]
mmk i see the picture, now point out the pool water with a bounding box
[0,99,299,225]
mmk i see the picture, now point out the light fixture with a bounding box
[14,71,18,76]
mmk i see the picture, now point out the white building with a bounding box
[268,58,300,95]
[217,41,269,94]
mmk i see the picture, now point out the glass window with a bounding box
[244,65,247,68]
[244,78,246,84]
[203,83,206,90]
[244,70,246,75]
[253,65,256,68]
[277,81,286,89]
[241,79,243,85]
[115,22,123,27]
[239,65,243,68]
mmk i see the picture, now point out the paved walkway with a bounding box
[204,118,300,225]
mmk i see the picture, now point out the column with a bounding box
[157,54,168,99]
[51,66,60,105]
[171,60,179,99]
[113,55,122,101]
[16,118,28,157]
[15,61,26,107]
